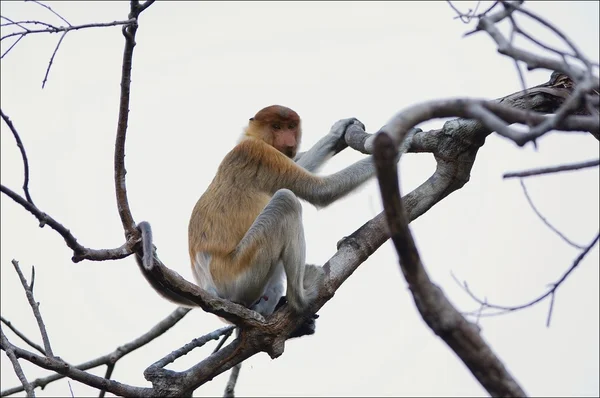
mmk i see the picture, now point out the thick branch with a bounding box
[372,132,526,397]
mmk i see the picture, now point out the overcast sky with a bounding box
[1,1,598,397]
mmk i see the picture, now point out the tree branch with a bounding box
[503,159,600,178]
[10,260,54,358]
[1,307,190,397]
[1,109,35,205]
[372,131,527,397]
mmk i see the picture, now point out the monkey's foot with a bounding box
[275,296,319,338]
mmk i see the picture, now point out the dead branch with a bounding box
[458,233,599,325]
[1,305,191,397]
[372,131,526,397]
[0,316,46,356]
[0,330,35,397]
[0,184,136,262]
[1,109,35,205]
[503,159,600,178]
[519,179,586,249]
[10,261,53,357]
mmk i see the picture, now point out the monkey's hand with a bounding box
[329,117,366,154]
[275,296,319,338]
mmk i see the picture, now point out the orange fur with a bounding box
[188,106,315,288]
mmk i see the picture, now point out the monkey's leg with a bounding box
[251,262,285,316]
[235,188,312,312]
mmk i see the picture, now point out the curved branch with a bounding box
[113,14,139,238]
[519,179,586,249]
[0,184,136,262]
[372,132,527,397]
[1,109,35,205]
[459,233,599,324]
[0,330,35,398]
[1,308,191,397]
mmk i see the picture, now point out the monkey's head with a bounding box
[246,105,302,158]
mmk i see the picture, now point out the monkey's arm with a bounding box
[232,140,376,209]
[295,118,365,172]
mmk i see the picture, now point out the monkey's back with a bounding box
[188,143,272,279]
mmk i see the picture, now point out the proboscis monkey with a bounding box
[136,105,376,329]
[188,105,376,316]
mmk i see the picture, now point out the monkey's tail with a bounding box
[287,264,324,312]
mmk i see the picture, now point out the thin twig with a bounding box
[0,15,31,30]
[1,34,24,58]
[1,19,135,41]
[98,364,114,398]
[0,184,136,262]
[1,307,190,396]
[509,2,592,71]
[519,179,586,249]
[41,30,67,88]
[11,261,54,357]
[5,344,152,396]
[0,316,46,355]
[212,327,235,354]
[0,19,56,29]
[1,109,35,205]
[147,326,234,371]
[0,330,35,397]
[26,0,72,26]
[459,233,599,318]
[504,159,600,178]
[223,363,242,398]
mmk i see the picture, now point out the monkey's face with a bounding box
[271,122,300,158]
[249,105,302,158]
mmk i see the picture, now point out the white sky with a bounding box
[1,1,598,397]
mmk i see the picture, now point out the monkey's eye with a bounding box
[272,123,281,130]
[288,123,296,129]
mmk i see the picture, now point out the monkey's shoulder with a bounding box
[221,138,293,170]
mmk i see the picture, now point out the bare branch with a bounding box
[519,180,586,249]
[223,363,241,398]
[26,0,72,27]
[509,2,592,70]
[1,109,35,205]
[459,233,599,322]
[0,316,46,356]
[1,307,191,397]
[11,261,53,358]
[212,327,235,354]
[98,364,114,398]
[475,3,592,80]
[7,345,152,397]
[504,159,600,178]
[1,19,135,42]
[372,132,527,397]
[147,326,234,371]
[0,330,35,397]
[41,30,66,89]
[113,1,155,239]
[1,33,24,58]
[0,184,136,262]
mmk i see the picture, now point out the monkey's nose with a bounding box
[284,147,296,158]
